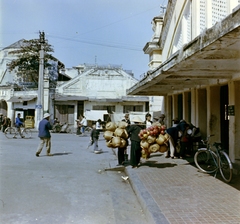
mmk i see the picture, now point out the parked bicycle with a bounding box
[4,126,32,139]
[194,135,233,183]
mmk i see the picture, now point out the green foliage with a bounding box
[7,39,57,86]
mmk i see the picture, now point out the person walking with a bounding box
[2,115,9,133]
[79,115,87,136]
[90,124,101,154]
[36,113,53,157]
[0,113,3,131]
[126,116,144,168]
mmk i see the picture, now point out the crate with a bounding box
[25,116,34,128]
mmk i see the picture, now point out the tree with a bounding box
[7,39,63,88]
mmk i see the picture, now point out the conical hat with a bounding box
[132,116,143,123]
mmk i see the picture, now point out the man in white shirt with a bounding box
[80,116,87,135]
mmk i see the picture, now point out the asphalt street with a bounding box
[0,131,148,224]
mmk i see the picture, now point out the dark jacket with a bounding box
[166,127,179,145]
[38,118,52,138]
[91,128,100,140]
[126,124,143,142]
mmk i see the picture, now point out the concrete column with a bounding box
[166,95,172,128]
[191,88,197,125]
[196,88,207,139]
[74,103,78,129]
[228,81,240,162]
[172,94,178,120]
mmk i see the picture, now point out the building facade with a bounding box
[127,0,240,165]
[54,64,153,128]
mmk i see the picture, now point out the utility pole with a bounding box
[36,31,45,127]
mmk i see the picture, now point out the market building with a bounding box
[127,0,240,166]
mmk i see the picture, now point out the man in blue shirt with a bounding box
[36,113,53,157]
[14,113,24,138]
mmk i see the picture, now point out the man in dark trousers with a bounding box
[126,116,144,168]
[36,113,53,157]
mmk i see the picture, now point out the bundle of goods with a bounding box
[103,121,129,148]
[139,125,170,159]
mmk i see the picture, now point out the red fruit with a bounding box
[148,126,154,131]
[161,125,167,130]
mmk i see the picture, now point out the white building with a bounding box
[127,0,240,166]
[54,64,157,128]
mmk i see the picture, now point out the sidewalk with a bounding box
[112,149,240,224]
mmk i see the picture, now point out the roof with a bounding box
[127,6,240,96]
[7,95,37,102]
[54,95,89,101]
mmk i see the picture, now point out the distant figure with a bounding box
[90,124,101,154]
[2,116,9,133]
[144,113,152,128]
[0,113,3,131]
[159,114,166,125]
[80,115,87,135]
[96,119,102,130]
[36,113,53,157]
[75,116,82,135]
[122,113,131,125]
[14,113,24,138]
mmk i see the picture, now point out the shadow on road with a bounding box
[141,160,177,169]
[44,152,73,156]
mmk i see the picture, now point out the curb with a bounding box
[111,148,169,224]
[125,167,169,224]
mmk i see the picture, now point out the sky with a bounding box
[1,0,168,80]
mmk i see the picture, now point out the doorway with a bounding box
[220,85,229,151]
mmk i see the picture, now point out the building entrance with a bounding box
[220,85,229,152]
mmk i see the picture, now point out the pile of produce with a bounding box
[138,125,170,159]
[103,121,128,148]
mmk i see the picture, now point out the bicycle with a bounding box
[194,135,233,183]
[4,126,32,139]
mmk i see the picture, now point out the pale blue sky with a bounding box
[1,0,167,79]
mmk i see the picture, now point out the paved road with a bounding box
[0,132,148,224]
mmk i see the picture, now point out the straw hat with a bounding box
[43,113,51,119]
[132,116,143,123]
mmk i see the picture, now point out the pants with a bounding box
[180,141,191,157]
[36,137,51,155]
[164,135,175,157]
[81,126,86,134]
[130,141,141,167]
[93,137,99,151]
[118,147,126,165]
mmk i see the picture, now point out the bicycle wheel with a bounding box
[4,127,16,139]
[194,149,218,173]
[219,151,233,183]
[22,128,32,139]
